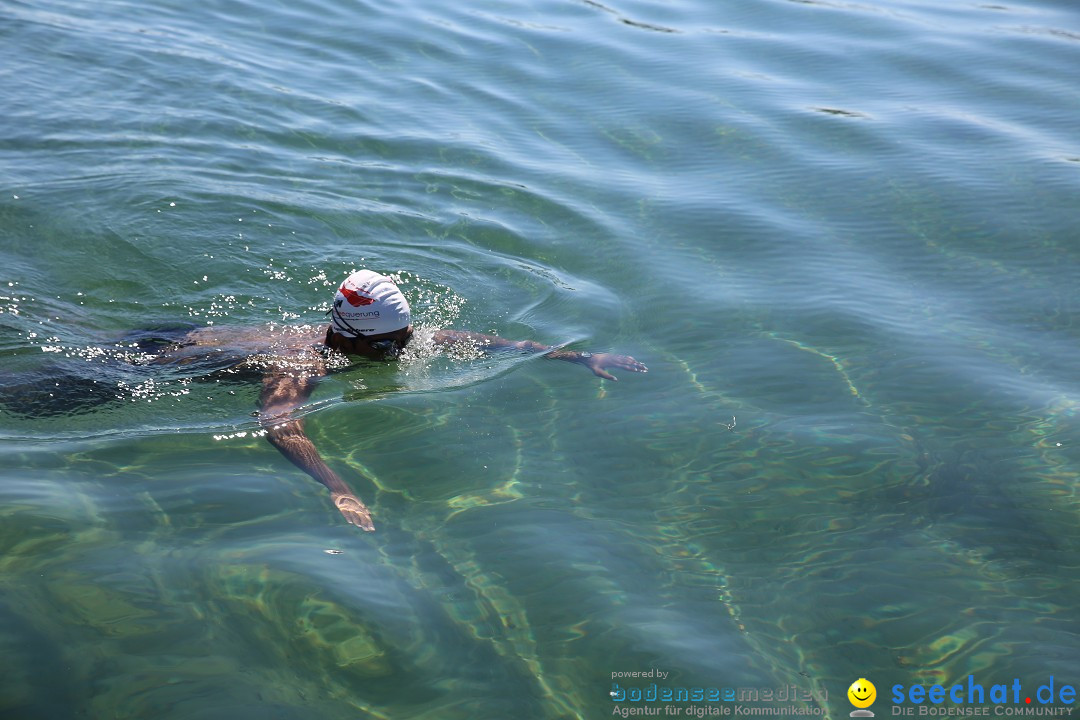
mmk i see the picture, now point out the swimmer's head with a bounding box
[329,270,411,337]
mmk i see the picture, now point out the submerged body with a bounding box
[4,271,646,531]
[141,317,646,531]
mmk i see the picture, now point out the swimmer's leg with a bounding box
[0,324,196,418]
[0,364,118,418]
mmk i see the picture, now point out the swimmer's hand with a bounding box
[332,491,375,532]
[542,348,647,380]
[576,352,648,381]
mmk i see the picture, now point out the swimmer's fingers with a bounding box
[609,354,648,374]
[332,492,375,532]
[586,353,648,381]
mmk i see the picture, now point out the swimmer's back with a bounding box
[142,324,329,376]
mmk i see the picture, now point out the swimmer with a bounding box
[150,270,647,531]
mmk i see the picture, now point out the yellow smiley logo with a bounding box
[847,678,876,709]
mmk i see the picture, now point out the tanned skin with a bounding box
[163,324,646,531]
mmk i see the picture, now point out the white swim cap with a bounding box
[330,270,411,337]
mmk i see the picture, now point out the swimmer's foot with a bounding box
[332,491,375,532]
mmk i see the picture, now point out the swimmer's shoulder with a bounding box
[147,324,329,370]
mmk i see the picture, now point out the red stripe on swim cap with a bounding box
[340,285,375,307]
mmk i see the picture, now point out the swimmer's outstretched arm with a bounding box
[431,329,647,381]
[258,366,375,531]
